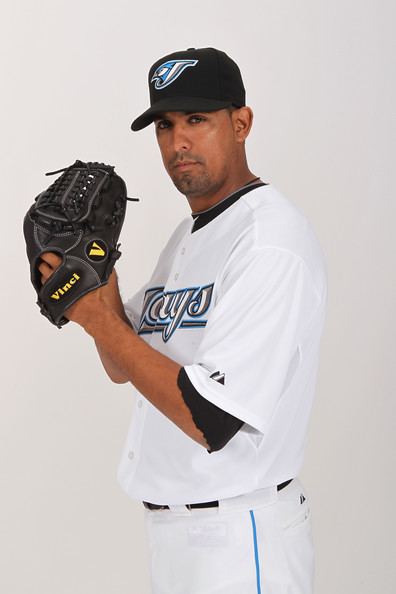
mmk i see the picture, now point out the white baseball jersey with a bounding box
[118,182,327,505]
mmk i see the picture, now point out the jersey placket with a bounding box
[148,230,192,348]
[125,232,192,486]
[167,230,190,290]
[123,391,149,488]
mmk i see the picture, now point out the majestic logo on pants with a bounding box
[138,284,214,342]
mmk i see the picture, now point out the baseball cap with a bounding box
[131,47,246,131]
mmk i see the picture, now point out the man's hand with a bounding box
[38,252,132,383]
[37,252,115,326]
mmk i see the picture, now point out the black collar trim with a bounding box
[191,181,267,233]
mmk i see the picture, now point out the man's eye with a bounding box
[189,115,205,124]
[156,120,170,130]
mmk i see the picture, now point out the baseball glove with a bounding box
[23,159,137,328]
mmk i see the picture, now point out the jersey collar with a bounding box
[191,180,267,233]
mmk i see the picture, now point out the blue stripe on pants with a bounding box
[249,510,262,594]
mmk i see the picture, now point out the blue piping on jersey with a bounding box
[249,510,262,594]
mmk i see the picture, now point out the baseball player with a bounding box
[39,47,327,594]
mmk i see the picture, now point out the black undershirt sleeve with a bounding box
[177,367,244,453]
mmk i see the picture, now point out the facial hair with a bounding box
[168,154,226,198]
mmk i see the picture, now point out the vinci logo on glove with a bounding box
[51,273,81,300]
[86,240,107,261]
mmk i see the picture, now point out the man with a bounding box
[39,47,327,593]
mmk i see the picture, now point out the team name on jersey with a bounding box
[138,284,214,342]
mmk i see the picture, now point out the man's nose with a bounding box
[171,124,192,153]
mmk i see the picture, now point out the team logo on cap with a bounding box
[151,59,198,90]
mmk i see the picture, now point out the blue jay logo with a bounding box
[151,59,198,90]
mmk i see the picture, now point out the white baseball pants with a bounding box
[144,477,314,594]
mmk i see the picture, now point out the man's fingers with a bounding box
[38,261,55,283]
[40,252,62,268]
[38,252,62,284]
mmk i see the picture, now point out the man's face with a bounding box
[154,109,240,201]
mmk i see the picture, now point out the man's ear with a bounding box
[232,107,254,143]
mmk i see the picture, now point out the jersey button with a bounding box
[181,247,186,255]
[137,400,143,409]
[174,273,179,280]
[128,451,135,460]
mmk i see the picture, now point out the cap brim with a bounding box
[131,96,234,131]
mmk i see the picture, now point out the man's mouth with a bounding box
[173,161,198,170]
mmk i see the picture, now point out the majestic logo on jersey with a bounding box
[210,370,225,385]
[138,283,214,342]
[151,59,198,90]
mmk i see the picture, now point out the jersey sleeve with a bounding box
[183,247,321,434]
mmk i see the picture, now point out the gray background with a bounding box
[1,0,394,592]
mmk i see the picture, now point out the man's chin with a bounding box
[173,178,194,195]
[172,173,211,197]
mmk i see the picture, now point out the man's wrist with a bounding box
[82,305,129,338]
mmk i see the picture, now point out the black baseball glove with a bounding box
[23,159,137,328]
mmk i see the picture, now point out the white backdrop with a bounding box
[1,1,395,592]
